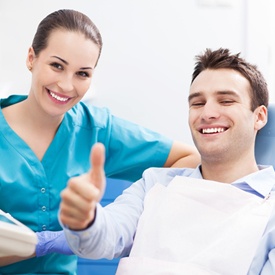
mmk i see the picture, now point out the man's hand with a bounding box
[59,143,106,230]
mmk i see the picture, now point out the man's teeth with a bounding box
[202,128,225,134]
[50,91,69,102]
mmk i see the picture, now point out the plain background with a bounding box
[0,0,274,145]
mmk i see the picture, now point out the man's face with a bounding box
[188,68,260,164]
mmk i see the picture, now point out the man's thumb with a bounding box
[89,143,106,200]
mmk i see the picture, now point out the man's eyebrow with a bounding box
[51,55,93,70]
[215,90,241,99]
[188,90,241,102]
[188,92,202,102]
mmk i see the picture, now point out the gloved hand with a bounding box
[35,230,74,257]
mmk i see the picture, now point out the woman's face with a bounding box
[26,29,100,118]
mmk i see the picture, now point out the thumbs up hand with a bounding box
[59,143,106,230]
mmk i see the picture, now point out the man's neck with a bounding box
[200,157,259,183]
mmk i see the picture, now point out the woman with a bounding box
[0,9,199,274]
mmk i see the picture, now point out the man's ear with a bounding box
[26,47,35,71]
[254,105,268,131]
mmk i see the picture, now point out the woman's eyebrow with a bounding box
[51,55,68,65]
[80,66,93,70]
[51,55,93,70]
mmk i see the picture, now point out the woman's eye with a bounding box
[77,71,90,78]
[50,62,63,70]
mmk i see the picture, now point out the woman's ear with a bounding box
[254,105,268,131]
[26,47,35,71]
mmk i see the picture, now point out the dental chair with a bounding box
[255,103,275,169]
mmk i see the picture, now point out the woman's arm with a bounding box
[0,254,34,267]
[164,141,200,168]
[0,230,73,267]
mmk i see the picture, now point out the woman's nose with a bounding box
[57,74,74,92]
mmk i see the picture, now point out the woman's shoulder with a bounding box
[1,95,27,108]
[68,101,112,128]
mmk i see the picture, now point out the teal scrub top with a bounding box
[0,95,172,274]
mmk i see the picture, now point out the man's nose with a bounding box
[200,102,220,121]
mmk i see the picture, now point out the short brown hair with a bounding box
[191,48,269,110]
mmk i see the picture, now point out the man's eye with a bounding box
[50,62,63,70]
[191,102,205,107]
[220,100,234,104]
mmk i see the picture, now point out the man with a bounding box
[59,48,275,274]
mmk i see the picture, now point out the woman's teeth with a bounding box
[49,91,69,102]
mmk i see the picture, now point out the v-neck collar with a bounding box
[0,95,70,166]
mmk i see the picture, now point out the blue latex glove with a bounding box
[35,230,74,257]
